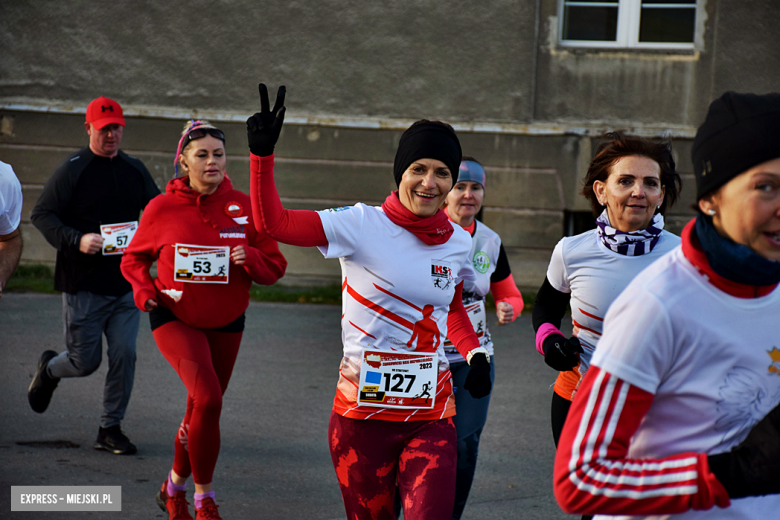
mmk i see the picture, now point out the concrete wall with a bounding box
[0,1,537,123]
[1,0,778,290]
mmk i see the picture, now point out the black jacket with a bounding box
[31,147,160,295]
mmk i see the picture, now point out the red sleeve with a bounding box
[490,273,524,321]
[120,208,159,311]
[446,281,481,359]
[554,366,731,516]
[242,225,288,286]
[249,153,328,247]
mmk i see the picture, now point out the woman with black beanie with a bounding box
[246,84,492,520]
[553,92,780,518]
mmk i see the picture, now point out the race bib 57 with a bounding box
[100,221,138,255]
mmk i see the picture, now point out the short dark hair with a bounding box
[581,132,682,217]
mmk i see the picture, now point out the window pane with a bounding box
[639,7,695,42]
[563,6,618,41]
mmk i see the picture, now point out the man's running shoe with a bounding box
[28,350,60,413]
[156,479,193,520]
[94,425,137,455]
[195,497,222,520]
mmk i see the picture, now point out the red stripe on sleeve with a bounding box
[554,366,730,516]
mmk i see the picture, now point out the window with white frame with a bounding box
[559,0,698,49]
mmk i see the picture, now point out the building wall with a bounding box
[1,0,778,290]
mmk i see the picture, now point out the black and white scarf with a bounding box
[595,209,664,256]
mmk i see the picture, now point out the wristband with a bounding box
[466,347,490,365]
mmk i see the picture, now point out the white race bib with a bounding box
[173,244,230,284]
[444,300,487,353]
[100,221,138,255]
[357,349,438,409]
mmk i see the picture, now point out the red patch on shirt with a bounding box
[225,201,243,218]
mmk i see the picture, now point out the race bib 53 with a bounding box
[173,244,230,284]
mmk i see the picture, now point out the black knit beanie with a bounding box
[691,91,780,200]
[393,121,462,187]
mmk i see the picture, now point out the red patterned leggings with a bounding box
[153,320,242,485]
[328,411,457,520]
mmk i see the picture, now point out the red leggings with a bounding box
[328,411,457,520]
[153,320,242,485]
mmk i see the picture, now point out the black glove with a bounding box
[463,353,492,399]
[707,401,780,499]
[247,83,286,157]
[542,334,583,372]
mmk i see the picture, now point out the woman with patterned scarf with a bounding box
[532,132,682,462]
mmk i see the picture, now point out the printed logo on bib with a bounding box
[358,349,438,409]
[473,251,490,273]
[431,260,453,290]
[174,244,230,283]
[100,221,138,255]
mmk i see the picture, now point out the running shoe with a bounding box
[94,425,137,455]
[195,497,222,520]
[28,350,60,413]
[156,479,193,520]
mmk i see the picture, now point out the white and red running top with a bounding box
[443,216,524,363]
[318,203,477,421]
[546,228,680,379]
[553,221,780,519]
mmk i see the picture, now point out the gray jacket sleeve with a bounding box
[30,159,83,251]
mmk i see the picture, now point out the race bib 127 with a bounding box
[357,349,438,409]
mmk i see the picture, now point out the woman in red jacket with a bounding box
[121,120,287,520]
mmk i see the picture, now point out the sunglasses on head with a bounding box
[181,127,226,151]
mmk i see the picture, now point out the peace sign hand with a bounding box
[247,83,286,157]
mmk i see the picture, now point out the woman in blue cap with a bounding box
[441,156,524,519]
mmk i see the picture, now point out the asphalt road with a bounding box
[1,293,575,520]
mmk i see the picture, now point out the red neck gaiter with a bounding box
[381,191,453,246]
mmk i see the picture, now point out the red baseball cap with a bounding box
[85,96,126,129]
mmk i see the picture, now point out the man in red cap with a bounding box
[29,96,160,455]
